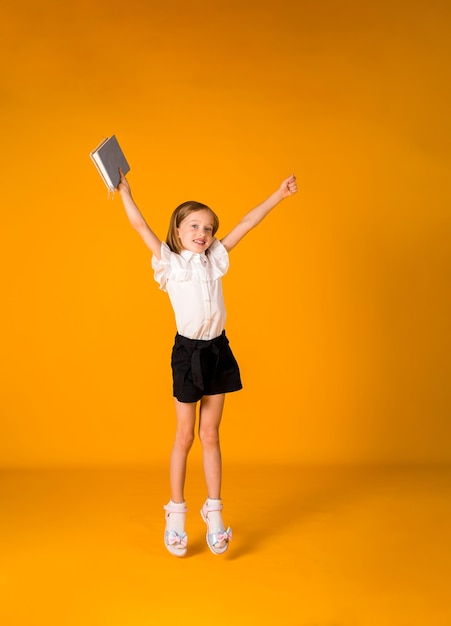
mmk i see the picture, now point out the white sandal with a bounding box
[200,500,232,555]
[164,501,188,557]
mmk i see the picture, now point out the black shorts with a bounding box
[171,331,243,403]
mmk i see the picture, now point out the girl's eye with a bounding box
[205,227,212,232]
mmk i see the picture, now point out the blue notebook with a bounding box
[90,135,130,191]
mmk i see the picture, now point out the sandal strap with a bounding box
[202,500,223,514]
[164,501,188,515]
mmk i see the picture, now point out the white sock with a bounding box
[165,500,187,535]
[205,498,225,534]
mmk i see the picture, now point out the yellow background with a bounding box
[1,4,451,625]
[1,0,450,468]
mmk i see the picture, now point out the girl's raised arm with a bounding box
[220,174,297,252]
[117,169,163,259]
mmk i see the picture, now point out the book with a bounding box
[90,135,130,191]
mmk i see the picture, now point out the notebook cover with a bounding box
[90,135,130,190]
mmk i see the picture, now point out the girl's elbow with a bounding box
[131,218,147,232]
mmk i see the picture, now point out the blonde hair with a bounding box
[166,201,220,254]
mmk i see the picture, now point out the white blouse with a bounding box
[152,238,229,340]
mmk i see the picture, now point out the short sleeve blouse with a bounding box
[151,239,229,340]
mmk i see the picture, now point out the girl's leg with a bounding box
[198,393,225,498]
[198,394,231,554]
[170,399,197,502]
[164,399,197,556]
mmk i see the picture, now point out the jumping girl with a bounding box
[117,169,297,556]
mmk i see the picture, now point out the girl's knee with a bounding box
[175,428,195,452]
[199,426,220,448]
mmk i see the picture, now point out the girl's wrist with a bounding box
[119,187,132,199]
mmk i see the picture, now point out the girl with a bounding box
[118,169,297,556]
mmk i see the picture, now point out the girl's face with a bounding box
[177,209,215,254]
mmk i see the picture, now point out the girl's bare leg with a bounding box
[170,399,197,502]
[198,394,225,498]
[164,399,197,556]
[198,393,231,552]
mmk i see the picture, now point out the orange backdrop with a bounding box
[1,0,450,466]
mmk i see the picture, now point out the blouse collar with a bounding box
[180,249,207,265]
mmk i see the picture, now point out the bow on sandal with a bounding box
[216,528,232,543]
[167,530,188,547]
